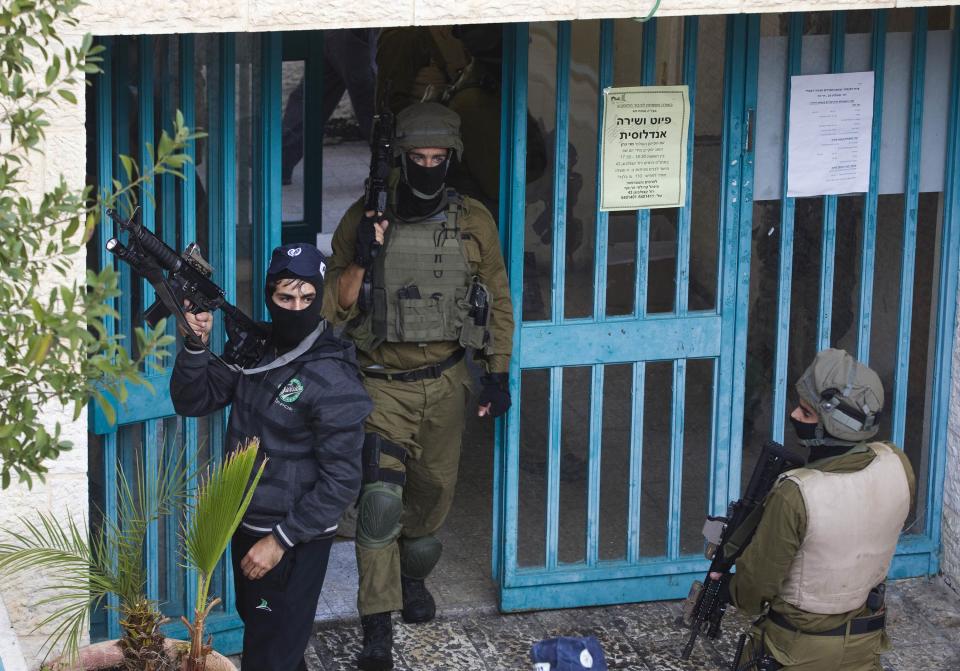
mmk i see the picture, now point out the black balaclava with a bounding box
[265,243,327,353]
[789,416,847,462]
[398,153,450,219]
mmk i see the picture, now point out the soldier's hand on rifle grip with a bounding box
[355,211,390,269]
[179,300,212,347]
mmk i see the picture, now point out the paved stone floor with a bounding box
[231,576,960,670]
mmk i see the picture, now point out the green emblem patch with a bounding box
[278,378,304,403]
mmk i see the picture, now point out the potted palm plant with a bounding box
[0,437,265,671]
[179,438,266,671]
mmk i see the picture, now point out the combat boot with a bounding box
[357,612,393,670]
[400,574,436,623]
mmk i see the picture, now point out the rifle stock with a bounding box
[680,440,808,660]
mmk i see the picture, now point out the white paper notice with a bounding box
[600,86,689,211]
[787,71,874,197]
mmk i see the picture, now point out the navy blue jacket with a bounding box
[170,328,372,548]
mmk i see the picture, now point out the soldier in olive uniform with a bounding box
[322,102,514,671]
[375,25,547,216]
[716,349,915,670]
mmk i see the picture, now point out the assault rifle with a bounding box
[364,102,395,220]
[104,208,269,369]
[680,440,808,660]
[358,99,395,310]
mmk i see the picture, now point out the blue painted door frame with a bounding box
[495,11,960,612]
[90,33,283,653]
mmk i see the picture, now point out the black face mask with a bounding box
[790,417,847,462]
[790,416,819,443]
[267,294,324,352]
[402,154,449,200]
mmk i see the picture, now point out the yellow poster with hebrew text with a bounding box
[600,85,689,211]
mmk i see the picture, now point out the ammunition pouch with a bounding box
[361,433,408,487]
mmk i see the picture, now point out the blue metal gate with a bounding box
[494,9,960,612]
[494,16,758,611]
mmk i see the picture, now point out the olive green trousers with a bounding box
[355,360,469,616]
[739,617,888,670]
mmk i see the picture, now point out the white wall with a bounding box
[75,0,957,34]
[944,293,960,590]
[0,30,91,670]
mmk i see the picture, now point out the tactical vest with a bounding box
[356,194,491,352]
[778,442,910,615]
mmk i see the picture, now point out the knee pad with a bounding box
[356,482,403,549]
[399,535,443,579]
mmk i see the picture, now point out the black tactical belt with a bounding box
[362,349,464,382]
[768,610,886,637]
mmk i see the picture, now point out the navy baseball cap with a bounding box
[530,636,607,671]
[266,243,327,286]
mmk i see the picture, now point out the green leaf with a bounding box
[57,88,76,104]
[118,154,135,182]
[184,439,265,610]
[44,55,60,86]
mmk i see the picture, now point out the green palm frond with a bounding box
[183,438,266,580]
[0,512,105,661]
[0,443,187,663]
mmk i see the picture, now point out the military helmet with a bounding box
[393,102,464,160]
[795,348,884,444]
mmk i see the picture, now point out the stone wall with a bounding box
[0,30,91,669]
[75,0,943,34]
[944,293,960,590]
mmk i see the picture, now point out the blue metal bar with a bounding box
[857,10,888,363]
[728,15,760,481]
[713,15,756,514]
[179,34,200,618]
[503,22,530,584]
[546,367,562,570]
[892,9,927,447]
[492,22,516,582]
[925,9,960,557]
[518,314,721,367]
[256,33,283,321]
[136,36,161,606]
[626,362,645,563]
[96,36,117,363]
[221,34,237,613]
[96,38,121,637]
[159,38,177,287]
[676,17,698,315]
[114,47,133,350]
[771,14,803,443]
[593,20,614,321]
[139,37,156,307]
[817,12,846,351]
[144,421,159,602]
[550,22,571,325]
[303,33,324,238]
[586,365,604,566]
[634,20,656,318]
[667,359,686,559]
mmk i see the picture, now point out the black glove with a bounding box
[478,372,511,418]
[355,213,382,269]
